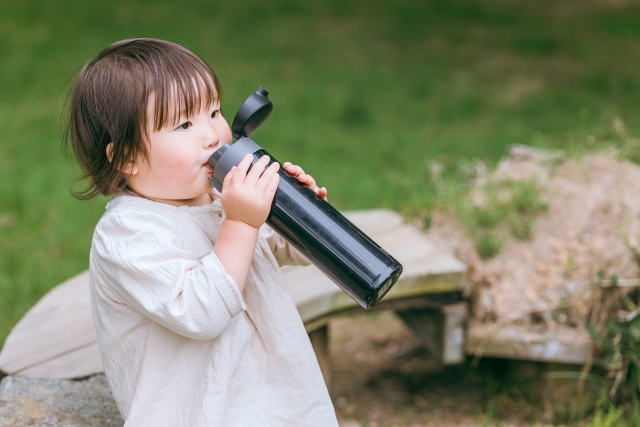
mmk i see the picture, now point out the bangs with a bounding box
[145,50,221,131]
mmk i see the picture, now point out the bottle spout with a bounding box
[208,142,233,168]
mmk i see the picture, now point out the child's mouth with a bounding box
[204,162,214,179]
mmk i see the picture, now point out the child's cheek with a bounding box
[149,133,203,183]
[171,156,197,182]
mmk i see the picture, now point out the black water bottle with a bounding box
[208,87,403,309]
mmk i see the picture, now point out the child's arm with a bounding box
[92,154,278,340]
[213,154,280,293]
[93,209,246,340]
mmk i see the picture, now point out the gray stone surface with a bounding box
[0,374,122,427]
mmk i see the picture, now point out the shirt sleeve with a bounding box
[91,207,246,340]
[259,224,311,267]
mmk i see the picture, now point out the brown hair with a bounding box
[65,38,221,199]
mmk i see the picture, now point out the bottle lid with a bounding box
[231,86,273,139]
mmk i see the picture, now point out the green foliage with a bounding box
[588,406,626,427]
[588,314,640,392]
[476,233,503,260]
[3,0,640,350]
[575,111,640,164]
[586,275,640,424]
[456,179,548,259]
[482,399,496,427]
[587,395,632,427]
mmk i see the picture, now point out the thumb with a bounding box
[221,166,236,191]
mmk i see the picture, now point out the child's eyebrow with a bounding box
[178,101,218,119]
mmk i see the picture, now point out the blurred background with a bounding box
[2,0,640,424]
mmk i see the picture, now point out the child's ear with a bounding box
[106,142,139,175]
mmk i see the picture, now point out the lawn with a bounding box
[1,0,640,348]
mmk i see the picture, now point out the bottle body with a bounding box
[209,138,403,309]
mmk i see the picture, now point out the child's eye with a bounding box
[211,110,219,119]
[176,121,191,131]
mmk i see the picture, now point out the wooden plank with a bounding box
[465,321,592,365]
[287,212,467,324]
[17,342,103,379]
[0,209,466,380]
[0,271,96,375]
[342,209,404,237]
[442,303,467,365]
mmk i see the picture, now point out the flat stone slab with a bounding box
[0,375,122,426]
[0,374,358,427]
[0,209,467,380]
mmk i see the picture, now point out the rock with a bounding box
[0,374,122,427]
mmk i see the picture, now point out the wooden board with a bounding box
[0,209,467,380]
[283,210,467,325]
[0,271,99,379]
[465,321,592,365]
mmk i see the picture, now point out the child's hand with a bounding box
[221,154,280,228]
[283,162,327,200]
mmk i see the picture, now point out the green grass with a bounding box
[2,0,640,348]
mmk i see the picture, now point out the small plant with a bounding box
[457,178,548,259]
[585,270,640,424]
[581,112,640,164]
[587,395,628,427]
[476,233,502,260]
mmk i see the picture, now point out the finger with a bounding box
[316,187,328,200]
[255,162,279,192]
[263,171,280,202]
[282,162,294,177]
[299,173,318,191]
[285,163,304,177]
[222,166,236,191]
[232,154,254,185]
[245,155,271,187]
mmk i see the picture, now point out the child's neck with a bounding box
[123,187,216,207]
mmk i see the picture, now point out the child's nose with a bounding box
[203,121,220,148]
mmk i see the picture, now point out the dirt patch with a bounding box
[426,148,640,329]
[330,312,552,427]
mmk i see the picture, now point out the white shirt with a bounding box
[89,193,338,426]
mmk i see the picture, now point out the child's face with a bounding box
[127,96,232,206]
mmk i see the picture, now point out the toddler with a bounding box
[67,38,338,426]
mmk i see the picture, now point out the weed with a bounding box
[584,270,640,424]
[457,178,548,259]
[482,398,496,427]
[575,111,640,164]
[587,396,628,427]
[476,233,503,260]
